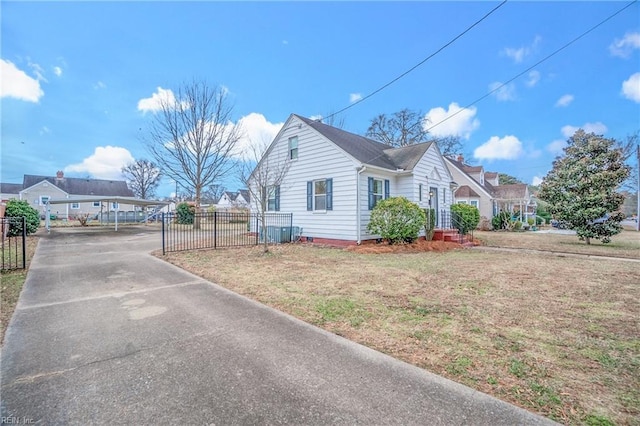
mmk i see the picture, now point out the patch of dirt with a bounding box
[346,239,474,254]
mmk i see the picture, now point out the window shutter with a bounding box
[326,178,333,211]
[368,177,374,210]
[419,183,423,201]
[384,179,390,199]
[307,181,313,211]
[261,188,266,207]
[275,185,280,211]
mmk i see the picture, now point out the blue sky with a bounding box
[2,1,639,197]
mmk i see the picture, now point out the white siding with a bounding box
[446,162,494,219]
[255,116,360,241]
[357,170,396,240]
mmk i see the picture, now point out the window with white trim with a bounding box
[457,200,468,204]
[306,178,333,211]
[40,196,50,206]
[71,202,80,209]
[288,136,298,160]
[470,200,479,208]
[314,180,327,210]
[372,179,383,206]
[111,202,119,210]
[93,201,101,207]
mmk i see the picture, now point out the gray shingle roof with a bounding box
[1,183,23,194]
[295,114,432,171]
[23,175,134,197]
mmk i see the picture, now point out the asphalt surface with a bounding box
[1,225,556,425]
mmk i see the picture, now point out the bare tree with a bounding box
[121,159,162,199]
[239,136,290,253]
[366,108,429,147]
[432,135,464,157]
[201,184,226,204]
[145,81,243,223]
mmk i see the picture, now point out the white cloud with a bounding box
[424,102,480,140]
[28,60,47,82]
[53,66,62,77]
[65,146,134,180]
[282,40,289,45]
[609,32,640,58]
[1,59,44,102]
[137,87,179,113]
[621,72,640,103]
[555,94,574,107]
[561,122,607,138]
[532,176,543,186]
[502,35,541,63]
[94,81,106,90]
[547,139,566,154]
[309,114,323,121]
[473,135,524,161]
[526,70,540,87]
[233,113,284,158]
[349,93,362,103]
[489,81,517,101]
[39,126,51,135]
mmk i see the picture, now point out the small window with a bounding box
[470,200,479,208]
[419,183,423,202]
[71,202,80,209]
[372,179,383,206]
[266,185,280,212]
[93,201,101,207]
[111,202,119,210]
[288,136,298,160]
[307,179,333,211]
[458,200,468,204]
[40,196,50,206]
[314,180,326,211]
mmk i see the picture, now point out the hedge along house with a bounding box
[18,171,136,219]
[250,114,457,245]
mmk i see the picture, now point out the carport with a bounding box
[45,196,168,231]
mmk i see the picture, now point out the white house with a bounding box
[15,171,136,219]
[250,114,457,244]
[216,190,250,209]
[444,156,535,224]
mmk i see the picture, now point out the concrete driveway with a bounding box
[1,226,555,425]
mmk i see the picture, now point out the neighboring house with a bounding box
[444,155,535,224]
[17,171,136,219]
[216,190,250,209]
[250,114,456,244]
[1,183,23,203]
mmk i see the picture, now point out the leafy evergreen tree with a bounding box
[5,199,40,236]
[539,130,630,244]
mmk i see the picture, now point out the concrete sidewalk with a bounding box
[1,226,555,425]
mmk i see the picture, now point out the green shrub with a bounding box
[5,199,40,236]
[450,204,480,235]
[176,202,194,224]
[492,210,512,230]
[424,208,436,241]
[367,197,426,244]
[527,217,535,226]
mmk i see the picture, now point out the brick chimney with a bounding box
[56,170,64,180]
[457,154,464,164]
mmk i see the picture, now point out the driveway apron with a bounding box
[1,226,556,425]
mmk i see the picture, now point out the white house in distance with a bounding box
[216,190,250,209]
[250,114,457,245]
[7,171,137,219]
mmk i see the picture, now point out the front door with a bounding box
[429,187,439,228]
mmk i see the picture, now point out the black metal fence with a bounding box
[1,217,27,270]
[161,211,295,254]
[441,209,475,243]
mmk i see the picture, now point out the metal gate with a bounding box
[1,217,27,270]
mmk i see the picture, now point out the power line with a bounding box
[424,0,638,134]
[322,0,509,122]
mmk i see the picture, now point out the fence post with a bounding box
[214,211,217,249]
[161,212,166,255]
[21,217,26,269]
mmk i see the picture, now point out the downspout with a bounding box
[356,166,367,244]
